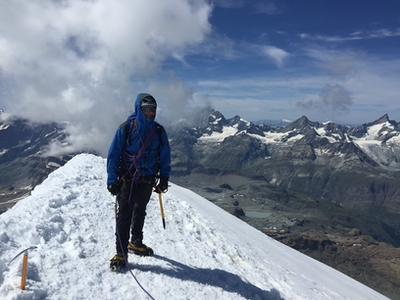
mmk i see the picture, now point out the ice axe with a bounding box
[156,186,166,229]
[8,246,37,290]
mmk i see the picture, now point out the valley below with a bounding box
[172,173,400,300]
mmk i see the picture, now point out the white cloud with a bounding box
[296,84,353,114]
[193,47,400,125]
[0,0,212,156]
[262,46,289,67]
[252,2,280,15]
[299,28,400,42]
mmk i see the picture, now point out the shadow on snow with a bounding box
[129,254,285,300]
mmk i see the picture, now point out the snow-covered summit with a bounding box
[0,154,388,299]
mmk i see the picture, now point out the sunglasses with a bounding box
[142,107,156,113]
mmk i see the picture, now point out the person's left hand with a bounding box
[155,176,169,193]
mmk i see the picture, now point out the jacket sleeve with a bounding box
[158,128,171,178]
[106,125,125,185]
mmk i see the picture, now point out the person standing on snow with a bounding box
[107,93,171,271]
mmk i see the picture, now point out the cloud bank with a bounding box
[296,84,354,115]
[0,0,212,156]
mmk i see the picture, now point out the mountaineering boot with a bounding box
[110,253,126,272]
[128,242,154,256]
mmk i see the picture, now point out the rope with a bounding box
[114,200,156,300]
[121,122,157,202]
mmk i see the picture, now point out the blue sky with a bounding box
[0,0,399,154]
[172,0,400,124]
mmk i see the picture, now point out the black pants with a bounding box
[115,175,155,255]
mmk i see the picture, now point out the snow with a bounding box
[0,123,10,131]
[350,122,400,168]
[198,126,239,142]
[354,122,392,144]
[240,118,251,127]
[44,130,58,138]
[211,117,222,125]
[199,125,305,146]
[46,162,62,169]
[249,131,304,145]
[314,127,326,136]
[196,120,400,168]
[0,154,389,300]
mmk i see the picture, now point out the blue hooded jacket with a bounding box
[106,93,171,185]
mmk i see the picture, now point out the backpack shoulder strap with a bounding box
[154,122,165,145]
[119,118,136,146]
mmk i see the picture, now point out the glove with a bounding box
[155,176,169,193]
[107,181,120,196]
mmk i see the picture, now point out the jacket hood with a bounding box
[129,93,157,137]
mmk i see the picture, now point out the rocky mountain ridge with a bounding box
[169,107,400,229]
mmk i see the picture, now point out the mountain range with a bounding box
[170,107,400,230]
[1,109,400,298]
